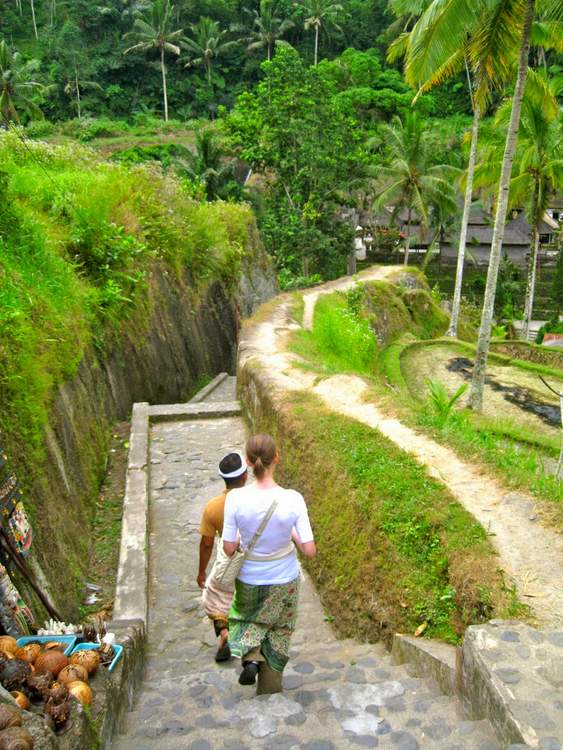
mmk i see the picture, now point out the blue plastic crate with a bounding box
[17,635,77,656]
[70,642,123,673]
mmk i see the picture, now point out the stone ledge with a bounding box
[114,403,149,625]
[391,634,458,696]
[189,372,229,403]
[460,621,563,748]
[149,400,241,421]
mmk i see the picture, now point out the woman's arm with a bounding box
[223,539,239,557]
[292,528,316,558]
[222,494,239,557]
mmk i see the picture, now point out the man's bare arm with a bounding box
[197,536,214,588]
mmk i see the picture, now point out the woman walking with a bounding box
[223,434,316,694]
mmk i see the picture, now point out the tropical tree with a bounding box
[183,17,238,85]
[370,112,458,266]
[395,0,528,337]
[179,129,236,201]
[124,0,183,121]
[468,0,563,410]
[298,0,345,66]
[29,0,38,39]
[474,74,562,339]
[63,64,103,119]
[242,0,294,62]
[398,0,563,346]
[0,40,42,124]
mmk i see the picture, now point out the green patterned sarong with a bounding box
[228,577,300,672]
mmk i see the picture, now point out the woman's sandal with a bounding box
[238,660,260,685]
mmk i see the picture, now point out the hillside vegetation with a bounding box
[0,132,260,614]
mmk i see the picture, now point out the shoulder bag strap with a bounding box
[245,500,278,555]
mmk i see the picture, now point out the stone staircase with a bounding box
[111,374,503,750]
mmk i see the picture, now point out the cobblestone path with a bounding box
[113,377,501,750]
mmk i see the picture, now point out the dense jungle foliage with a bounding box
[0,0,483,282]
[0,0,471,120]
[1,0,562,369]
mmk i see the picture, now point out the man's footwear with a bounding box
[238,660,260,685]
[215,642,231,663]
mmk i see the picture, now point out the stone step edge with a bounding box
[149,400,242,422]
[189,372,230,403]
[391,634,457,697]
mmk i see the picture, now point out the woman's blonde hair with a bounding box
[246,434,277,480]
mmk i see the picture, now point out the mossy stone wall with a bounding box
[4,251,276,622]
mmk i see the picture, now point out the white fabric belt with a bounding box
[245,542,295,562]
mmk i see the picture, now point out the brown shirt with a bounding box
[199,490,227,538]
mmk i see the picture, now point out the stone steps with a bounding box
[115,600,501,750]
[111,390,502,750]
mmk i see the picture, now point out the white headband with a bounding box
[218,452,247,479]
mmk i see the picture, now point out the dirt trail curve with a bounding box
[240,266,563,627]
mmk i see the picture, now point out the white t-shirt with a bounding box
[223,483,314,585]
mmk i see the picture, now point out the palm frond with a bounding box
[405,0,484,87]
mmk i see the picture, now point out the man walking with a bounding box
[197,451,248,662]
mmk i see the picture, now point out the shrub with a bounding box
[79,118,129,141]
[25,120,56,138]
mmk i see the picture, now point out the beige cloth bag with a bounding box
[207,500,278,591]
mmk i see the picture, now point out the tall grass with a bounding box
[0,130,255,460]
[292,292,377,374]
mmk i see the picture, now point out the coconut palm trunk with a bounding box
[468,0,535,411]
[446,104,481,337]
[75,65,81,119]
[160,46,169,122]
[522,188,540,341]
[29,0,38,38]
[314,25,319,65]
[404,205,412,266]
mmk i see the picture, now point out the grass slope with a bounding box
[272,392,521,644]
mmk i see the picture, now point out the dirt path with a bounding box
[240,267,563,627]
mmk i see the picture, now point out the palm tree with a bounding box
[242,0,294,62]
[474,73,561,340]
[399,0,562,342]
[29,0,38,39]
[124,0,183,121]
[183,17,238,85]
[64,64,103,119]
[468,92,530,403]
[466,0,563,409]
[178,129,235,201]
[516,87,562,340]
[371,112,458,266]
[396,0,527,337]
[299,0,344,66]
[0,40,43,124]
